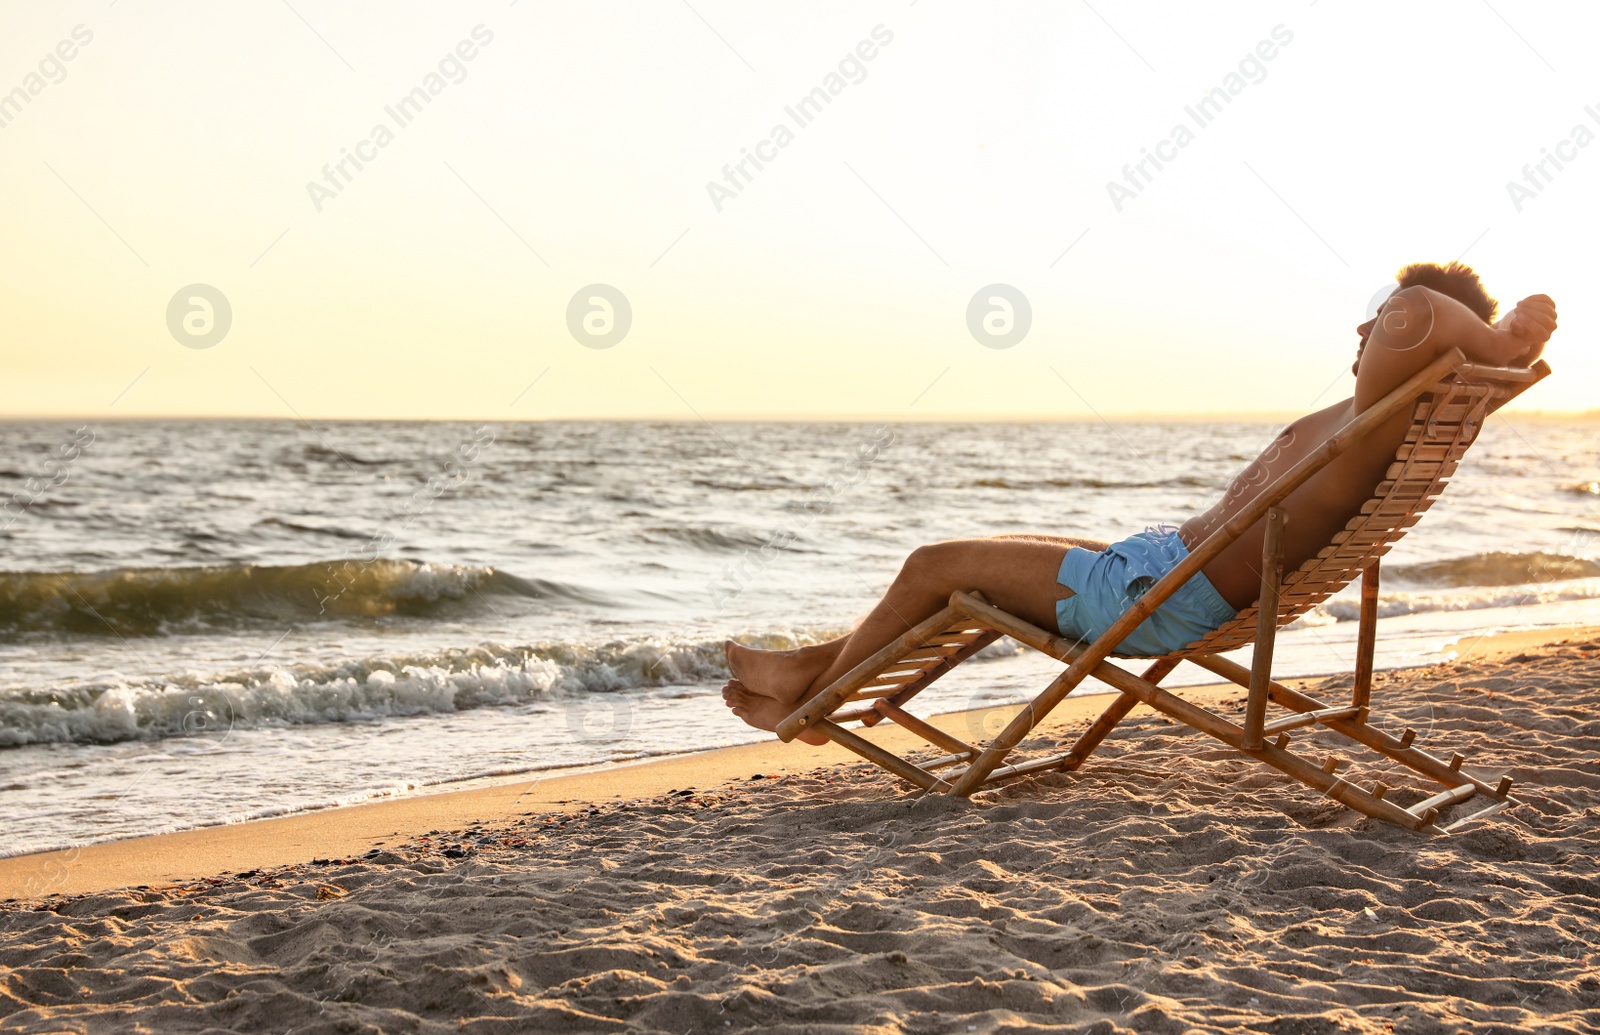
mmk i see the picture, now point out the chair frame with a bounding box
[776,349,1552,834]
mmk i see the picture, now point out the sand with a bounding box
[2,631,1599,1033]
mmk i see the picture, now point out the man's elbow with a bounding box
[1369,285,1438,355]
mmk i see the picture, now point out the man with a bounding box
[724,263,1557,743]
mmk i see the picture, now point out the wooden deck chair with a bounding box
[776,349,1552,834]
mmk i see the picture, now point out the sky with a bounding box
[0,0,1596,421]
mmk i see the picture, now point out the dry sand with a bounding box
[2,632,1598,1034]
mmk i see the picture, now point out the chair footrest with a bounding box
[1262,705,1362,735]
[945,752,1072,787]
[827,703,880,724]
[920,751,975,771]
[1405,782,1484,826]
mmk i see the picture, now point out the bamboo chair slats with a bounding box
[799,610,1002,731]
[777,354,1552,834]
[1172,373,1511,659]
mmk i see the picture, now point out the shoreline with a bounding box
[2,688,1217,902]
[4,623,1596,903]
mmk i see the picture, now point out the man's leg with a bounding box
[724,536,1091,738]
[991,533,1110,550]
[804,536,1090,691]
[724,533,1109,700]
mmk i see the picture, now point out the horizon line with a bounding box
[0,407,1594,424]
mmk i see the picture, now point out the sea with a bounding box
[2,418,1597,859]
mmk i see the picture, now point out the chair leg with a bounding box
[1188,652,1515,805]
[1243,507,1287,751]
[1351,562,1380,716]
[1060,658,1180,771]
[811,719,951,793]
[1078,657,1438,831]
[1060,692,1138,772]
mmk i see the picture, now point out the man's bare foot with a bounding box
[724,640,839,706]
[722,679,830,745]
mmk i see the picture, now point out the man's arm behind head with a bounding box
[1353,286,1556,413]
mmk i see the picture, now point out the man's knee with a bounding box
[902,542,938,574]
[902,541,967,587]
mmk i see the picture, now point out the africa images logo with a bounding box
[1105,24,1293,212]
[705,24,894,212]
[305,25,495,212]
[1504,105,1600,212]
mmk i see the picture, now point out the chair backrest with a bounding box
[1175,360,1552,657]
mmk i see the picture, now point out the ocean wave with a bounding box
[1382,551,1600,589]
[0,624,1024,748]
[255,517,374,541]
[0,636,734,748]
[302,444,400,466]
[1289,577,1600,628]
[0,560,601,638]
[642,526,786,552]
[971,475,1210,491]
[690,478,798,492]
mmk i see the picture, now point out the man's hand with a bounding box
[1490,294,1558,366]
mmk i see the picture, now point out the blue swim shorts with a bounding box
[1055,525,1239,657]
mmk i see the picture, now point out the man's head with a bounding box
[1353,261,1499,374]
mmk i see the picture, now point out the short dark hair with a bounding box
[1394,261,1499,323]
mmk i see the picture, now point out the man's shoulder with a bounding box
[1288,399,1355,439]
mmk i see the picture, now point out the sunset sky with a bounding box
[1,0,1595,420]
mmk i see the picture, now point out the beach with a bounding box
[3,628,1597,1034]
[7,3,1600,1030]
